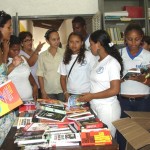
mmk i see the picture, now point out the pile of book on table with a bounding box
[14,96,112,149]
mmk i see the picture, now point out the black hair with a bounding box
[143,35,150,45]
[0,10,11,27]
[44,29,58,40]
[9,35,21,48]
[90,29,123,76]
[63,32,86,65]
[124,23,144,37]
[72,16,86,26]
[19,31,32,42]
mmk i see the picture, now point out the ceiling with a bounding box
[32,19,64,30]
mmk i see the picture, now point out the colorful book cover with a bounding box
[19,104,36,113]
[0,80,23,116]
[76,117,104,129]
[81,129,112,146]
[68,95,86,108]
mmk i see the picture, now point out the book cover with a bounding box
[81,129,112,146]
[75,117,104,129]
[0,80,23,116]
[36,110,66,122]
[40,105,66,115]
[122,69,141,80]
[66,106,89,114]
[37,99,64,107]
[68,95,86,108]
[17,117,32,129]
[48,132,81,142]
[67,113,94,121]
[19,104,36,113]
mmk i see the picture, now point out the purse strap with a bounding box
[68,56,78,78]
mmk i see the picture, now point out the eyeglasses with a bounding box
[23,39,34,43]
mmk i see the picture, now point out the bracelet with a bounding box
[64,91,68,95]
[143,78,147,84]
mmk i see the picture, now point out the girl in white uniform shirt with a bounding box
[78,30,123,137]
[58,32,96,101]
[117,23,150,150]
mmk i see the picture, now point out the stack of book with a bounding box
[14,122,81,149]
[34,99,66,122]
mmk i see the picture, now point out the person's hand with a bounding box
[129,74,145,83]
[77,93,93,102]
[41,91,49,99]
[12,56,24,67]
[64,92,70,102]
[35,42,45,54]
[32,85,38,101]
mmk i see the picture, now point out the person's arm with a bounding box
[38,76,49,99]
[27,42,45,67]
[7,56,24,74]
[29,73,38,101]
[78,80,120,102]
[60,75,70,101]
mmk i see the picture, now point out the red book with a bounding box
[75,117,103,130]
[19,104,36,113]
[81,129,112,146]
[0,80,23,116]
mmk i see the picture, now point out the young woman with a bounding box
[19,31,45,98]
[117,23,150,150]
[58,32,96,101]
[77,30,123,137]
[0,10,16,146]
[36,29,65,101]
[7,35,38,102]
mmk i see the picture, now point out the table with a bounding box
[1,127,119,150]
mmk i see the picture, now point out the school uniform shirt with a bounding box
[58,51,96,94]
[7,57,33,101]
[20,50,39,88]
[90,55,121,105]
[36,47,65,94]
[119,47,150,95]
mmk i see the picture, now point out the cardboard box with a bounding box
[123,6,144,18]
[113,111,150,150]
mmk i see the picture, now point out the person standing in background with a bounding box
[36,29,65,101]
[142,35,150,52]
[0,10,16,147]
[72,16,90,51]
[58,32,96,101]
[19,31,45,98]
[117,23,150,150]
[77,29,123,137]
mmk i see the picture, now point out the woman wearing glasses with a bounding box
[19,31,45,98]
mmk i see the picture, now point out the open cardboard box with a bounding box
[112,111,150,150]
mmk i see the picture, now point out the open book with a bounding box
[121,69,141,80]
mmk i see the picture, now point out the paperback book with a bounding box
[81,129,112,146]
[75,116,104,129]
[35,110,66,122]
[0,80,23,116]
[68,94,86,108]
[37,99,64,107]
[122,69,141,80]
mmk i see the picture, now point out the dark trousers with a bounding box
[116,95,150,150]
[48,93,65,102]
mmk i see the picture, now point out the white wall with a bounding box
[1,0,99,16]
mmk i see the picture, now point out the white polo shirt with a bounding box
[58,51,96,94]
[90,55,121,105]
[119,47,150,95]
